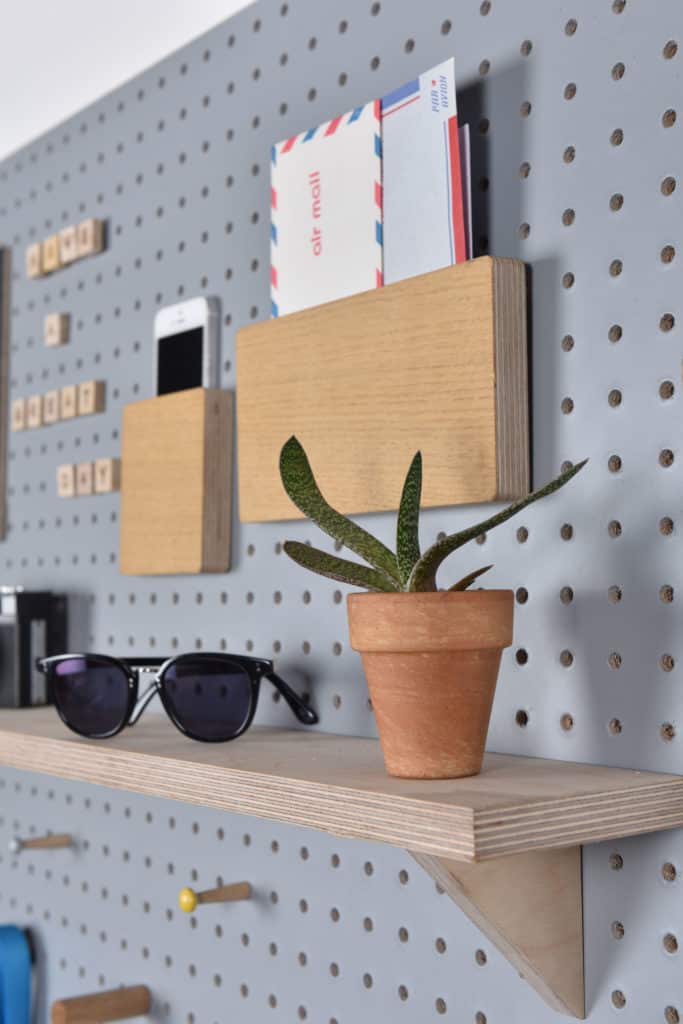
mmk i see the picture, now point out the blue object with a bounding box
[381,78,420,112]
[0,927,31,1024]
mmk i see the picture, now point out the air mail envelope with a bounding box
[382,58,467,285]
[270,101,382,317]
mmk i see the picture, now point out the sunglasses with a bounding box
[36,652,318,742]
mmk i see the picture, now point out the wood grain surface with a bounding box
[18,833,73,850]
[0,709,681,862]
[119,387,232,574]
[195,882,252,905]
[415,848,585,1017]
[236,256,529,521]
[51,985,151,1023]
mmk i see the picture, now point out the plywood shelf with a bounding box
[2,708,681,1018]
[0,708,681,863]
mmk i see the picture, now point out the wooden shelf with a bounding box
[0,708,681,862]
[2,708,681,1019]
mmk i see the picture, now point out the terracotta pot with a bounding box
[347,591,513,779]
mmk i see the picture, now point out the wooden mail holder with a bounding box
[236,256,529,522]
[119,388,232,575]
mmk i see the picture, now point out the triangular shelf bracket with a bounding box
[413,846,585,1019]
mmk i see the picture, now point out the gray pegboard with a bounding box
[0,0,682,769]
[2,767,682,1024]
[1,0,683,1020]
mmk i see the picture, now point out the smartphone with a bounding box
[154,297,219,396]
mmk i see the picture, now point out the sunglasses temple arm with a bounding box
[128,680,160,726]
[266,673,319,726]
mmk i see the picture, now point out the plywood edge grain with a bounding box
[201,388,233,572]
[493,256,529,499]
[473,777,683,858]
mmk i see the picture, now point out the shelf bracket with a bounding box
[413,846,584,1019]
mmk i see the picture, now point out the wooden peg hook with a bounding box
[179,880,251,912]
[51,985,151,1023]
[9,833,73,854]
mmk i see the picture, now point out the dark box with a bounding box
[0,588,67,707]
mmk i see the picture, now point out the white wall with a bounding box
[0,0,250,160]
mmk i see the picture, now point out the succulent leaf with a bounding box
[283,541,400,593]
[396,452,422,585]
[448,565,493,591]
[409,459,588,592]
[280,437,400,583]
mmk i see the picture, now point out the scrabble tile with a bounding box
[26,395,43,429]
[44,312,70,348]
[77,379,105,416]
[94,457,121,494]
[43,390,60,425]
[25,243,43,279]
[10,398,26,432]
[58,225,78,265]
[56,464,76,498]
[42,235,61,274]
[59,385,77,420]
[76,461,94,496]
[76,218,104,258]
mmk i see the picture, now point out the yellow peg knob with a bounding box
[178,887,198,913]
[178,881,251,912]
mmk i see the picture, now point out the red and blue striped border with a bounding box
[381,78,420,117]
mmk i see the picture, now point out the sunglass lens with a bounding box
[161,658,253,740]
[52,657,130,738]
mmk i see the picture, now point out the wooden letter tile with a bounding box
[77,380,105,416]
[25,243,43,279]
[94,457,121,494]
[44,312,70,348]
[10,398,26,432]
[76,218,104,258]
[76,462,94,496]
[58,225,78,265]
[42,235,61,274]
[56,464,76,498]
[59,385,77,420]
[26,395,43,429]
[43,390,60,425]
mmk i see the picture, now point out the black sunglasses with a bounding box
[36,652,318,742]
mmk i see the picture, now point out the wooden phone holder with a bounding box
[119,388,233,575]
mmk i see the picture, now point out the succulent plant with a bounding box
[279,436,587,593]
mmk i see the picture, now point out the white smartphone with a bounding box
[154,296,219,396]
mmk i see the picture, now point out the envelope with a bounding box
[382,58,467,285]
[270,101,382,317]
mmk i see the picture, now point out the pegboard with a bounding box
[2,767,683,1024]
[0,0,682,1019]
[0,0,682,767]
